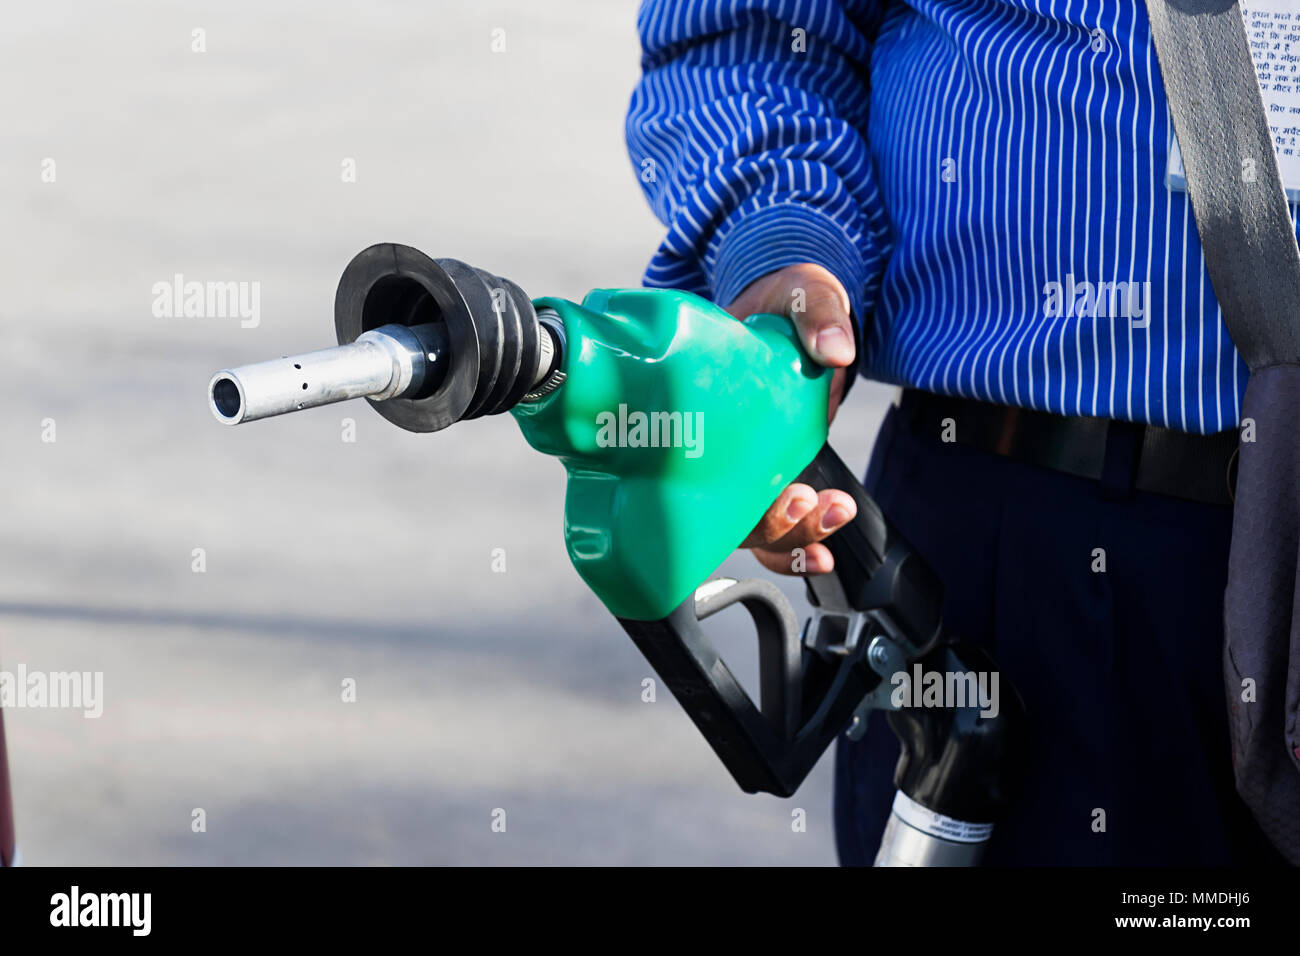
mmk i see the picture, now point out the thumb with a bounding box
[724,263,857,368]
[790,273,856,368]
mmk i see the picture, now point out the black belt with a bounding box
[898,390,1239,507]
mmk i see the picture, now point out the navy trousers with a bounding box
[834,402,1283,866]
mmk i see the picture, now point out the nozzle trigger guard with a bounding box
[615,442,945,796]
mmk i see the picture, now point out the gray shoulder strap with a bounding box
[1143,0,1300,370]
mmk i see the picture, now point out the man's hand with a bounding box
[725,263,858,576]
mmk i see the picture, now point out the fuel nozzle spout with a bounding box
[207,244,565,432]
[209,322,450,424]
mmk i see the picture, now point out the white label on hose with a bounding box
[891,791,994,844]
[1167,0,1300,202]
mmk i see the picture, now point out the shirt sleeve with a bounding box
[627,0,893,347]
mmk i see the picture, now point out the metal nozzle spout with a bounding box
[208,323,447,425]
[208,245,566,432]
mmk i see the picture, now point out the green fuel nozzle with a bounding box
[209,243,1024,858]
[210,243,832,621]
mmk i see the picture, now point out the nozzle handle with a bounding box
[798,443,943,656]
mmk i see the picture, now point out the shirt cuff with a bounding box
[709,202,870,332]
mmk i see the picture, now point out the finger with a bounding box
[723,264,856,368]
[790,279,856,368]
[741,483,819,549]
[753,542,835,576]
[766,488,857,552]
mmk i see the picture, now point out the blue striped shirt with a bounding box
[626,0,1300,434]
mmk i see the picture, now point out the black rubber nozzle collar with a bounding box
[334,243,542,433]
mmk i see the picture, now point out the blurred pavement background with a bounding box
[0,0,894,864]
